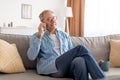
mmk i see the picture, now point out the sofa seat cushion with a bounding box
[0,69,120,80]
[0,70,72,80]
[105,67,120,77]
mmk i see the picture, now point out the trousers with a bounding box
[49,45,106,80]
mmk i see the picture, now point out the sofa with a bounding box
[0,33,120,80]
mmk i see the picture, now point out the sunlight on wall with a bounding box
[84,0,120,37]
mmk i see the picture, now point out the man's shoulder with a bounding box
[57,29,70,37]
[29,32,38,39]
[57,29,68,35]
[32,32,38,36]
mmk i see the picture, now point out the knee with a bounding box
[76,45,84,49]
[72,57,86,69]
[71,57,88,80]
[76,45,89,53]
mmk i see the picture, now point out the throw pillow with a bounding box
[0,39,26,73]
[109,39,120,67]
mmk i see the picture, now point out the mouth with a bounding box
[51,23,56,26]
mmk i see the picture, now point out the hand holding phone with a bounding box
[37,23,46,38]
[42,26,46,31]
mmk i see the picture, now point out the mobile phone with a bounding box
[42,26,46,31]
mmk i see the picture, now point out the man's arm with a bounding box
[27,33,42,60]
[27,23,46,60]
[67,35,73,49]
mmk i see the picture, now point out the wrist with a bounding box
[37,33,43,39]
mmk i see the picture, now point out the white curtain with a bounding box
[84,0,120,37]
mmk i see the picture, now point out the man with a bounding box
[27,10,106,80]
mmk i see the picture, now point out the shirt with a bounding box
[50,34,61,56]
[27,29,73,74]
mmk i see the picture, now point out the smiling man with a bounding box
[27,10,106,80]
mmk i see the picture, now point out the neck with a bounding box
[48,28,56,34]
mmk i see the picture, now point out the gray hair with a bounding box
[39,10,54,22]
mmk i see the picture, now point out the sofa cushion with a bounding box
[0,33,36,69]
[0,69,120,80]
[109,39,120,67]
[108,34,120,40]
[0,70,72,80]
[0,39,26,73]
[71,36,110,61]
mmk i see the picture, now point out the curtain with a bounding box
[67,0,85,37]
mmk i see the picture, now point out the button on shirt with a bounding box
[27,29,73,74]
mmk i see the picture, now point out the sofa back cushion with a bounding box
[0,34,36,69]
[1,33,120,69]
[71,36,110,61]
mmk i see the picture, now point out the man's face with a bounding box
[42,12,57,31]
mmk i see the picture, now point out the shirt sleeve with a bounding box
[67,35,73,49]
[27,33,41,60]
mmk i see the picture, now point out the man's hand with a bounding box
[37,23,46,39]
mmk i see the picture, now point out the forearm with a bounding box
[27,34,42,60]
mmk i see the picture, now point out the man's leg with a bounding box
[74,46,106,79]
[69,57,88,80]
[50,45,106,79]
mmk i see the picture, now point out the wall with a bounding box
[1,0,120,36]
[84,0,120,37]
[0,0,66,30]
